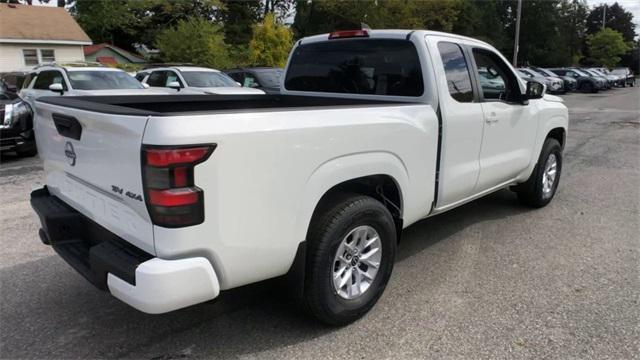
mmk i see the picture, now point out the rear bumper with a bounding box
[0,129,35,152]
[30,186,220,314]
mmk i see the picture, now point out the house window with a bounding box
[23,49,38,66]
[22,49,56,66]
[40,49,55,63]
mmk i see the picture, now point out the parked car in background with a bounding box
[578,68,611,89]
[224,67,284,94]
[517,67,564,94]
[0,71,28,93]
[531,67,577,92]
[19,64,177,110]
[610,67,635,87]
[549,68,603,93]
[586,68,618,88]
[30,29,567,325]
[1,82,36,157]
[136,66,265,94]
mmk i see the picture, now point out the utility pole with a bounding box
[602,3,606,29]
[513,0,522,66]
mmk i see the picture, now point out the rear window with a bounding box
[285,39,424,97]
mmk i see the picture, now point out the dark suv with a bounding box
[0,80,36,157]
[224,67,284,94]
[549,68,603,93]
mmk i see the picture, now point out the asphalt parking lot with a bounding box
[1,87,639,359]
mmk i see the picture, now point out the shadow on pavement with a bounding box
[0,189,532,359]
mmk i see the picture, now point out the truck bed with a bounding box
[37,94,414,116]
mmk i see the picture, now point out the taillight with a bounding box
[328,29,369,39]
[142,144,215,228]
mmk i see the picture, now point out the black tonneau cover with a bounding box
[37,94,414,116]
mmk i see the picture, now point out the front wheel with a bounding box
[514,138,563,208]
[303,194,397,325]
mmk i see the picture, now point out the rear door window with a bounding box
[437,42,474,102]
[285,39,424,96]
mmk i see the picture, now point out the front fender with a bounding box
[520,104,568,181]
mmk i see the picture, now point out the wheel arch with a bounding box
[286,152,408,298]
[295,152,409,244]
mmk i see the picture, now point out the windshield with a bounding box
[529,69,549,77]
[254,69,283,87]
[535,68,554,77]
[611,69,627,75]
[181,71,238,87]
[572,69,589,77]
[67,71,144,90]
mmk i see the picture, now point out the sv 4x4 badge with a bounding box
[111,185,143,202]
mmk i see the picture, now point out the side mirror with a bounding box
[142,83,150,89]
[235,81,242,87]
[524,81,545,101]
[49,83,64,94]
[167,81,182,91]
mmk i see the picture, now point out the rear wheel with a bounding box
[303,194,396,325]
[514,138,562,208]
[580,81,593,93]
[17,144,37,157]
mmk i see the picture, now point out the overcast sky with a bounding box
[586,0,640,29]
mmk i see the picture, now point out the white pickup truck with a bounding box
[30,30,567,325]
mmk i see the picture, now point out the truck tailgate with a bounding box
[34,101,155,255]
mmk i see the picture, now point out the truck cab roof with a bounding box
[299,29,492,48]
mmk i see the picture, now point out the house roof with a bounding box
[0,3,91,45]
[84,43,146,63]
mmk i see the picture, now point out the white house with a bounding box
[0,3,92,72]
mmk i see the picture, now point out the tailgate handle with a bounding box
[52,113,82,140]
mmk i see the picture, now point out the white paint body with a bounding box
[33,30,568,314]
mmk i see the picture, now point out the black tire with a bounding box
[303,194,397,325]
[17,146,37,157]
[514,138,562,208]
[580,81,593,93]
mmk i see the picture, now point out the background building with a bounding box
[0,3,91,72]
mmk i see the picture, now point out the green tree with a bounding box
[292,0,462,38]
[218,0,262,45]
[72,0,220,52]
[586,28,631,67]
[248,13,293,67]
[155,18,231,69]
[586,3,636,42]
[73,0,137,47]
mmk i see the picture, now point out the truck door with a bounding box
[426,37,484,208]
[469,47,537,192]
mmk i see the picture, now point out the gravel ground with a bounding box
[1,87,638,359]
